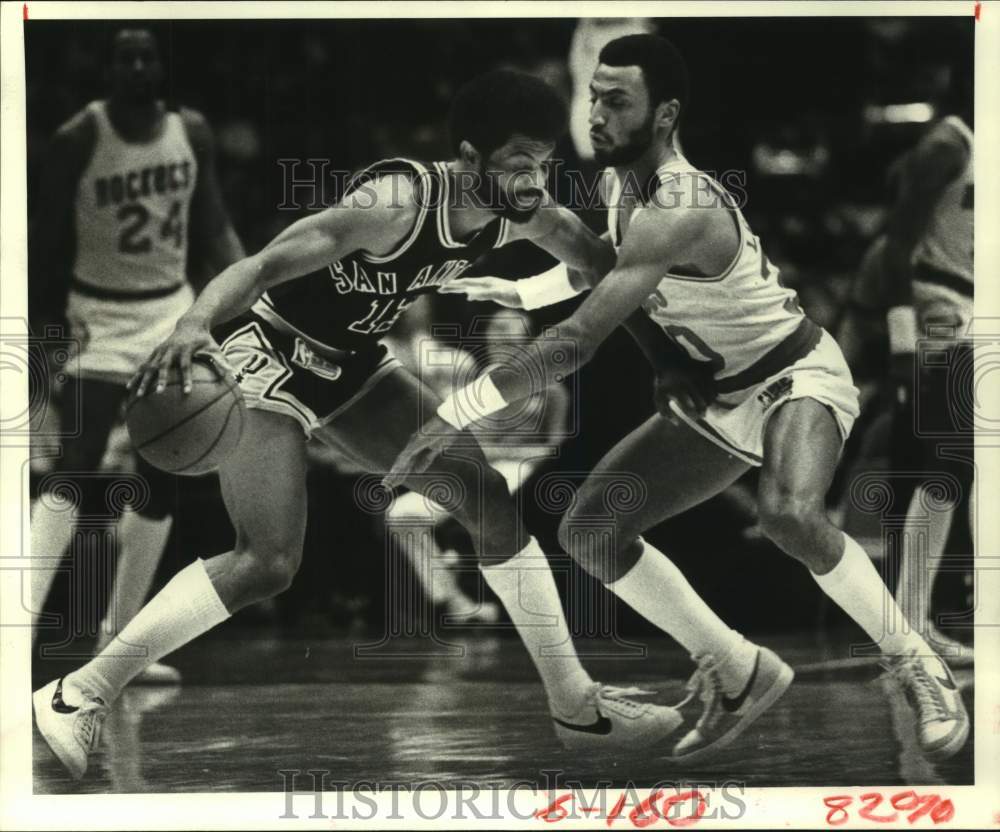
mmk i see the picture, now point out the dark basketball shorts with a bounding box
[212,313,400,438]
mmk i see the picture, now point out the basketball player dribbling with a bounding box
[29,29,244,682]
[33,70,685,780]
[395,35,970,763]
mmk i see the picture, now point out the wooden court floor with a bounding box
[32,632,974,794]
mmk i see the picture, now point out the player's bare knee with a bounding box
[758,493,824,553]
[233,540,302,597]
[558,517,639,584]
[257,553,301,597]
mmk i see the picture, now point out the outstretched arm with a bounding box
[442,194,612,308]
[132,176,416,394]
[385,206,707,486]
[444,223,687,377]
[488,207,701,402]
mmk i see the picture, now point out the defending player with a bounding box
[394,35,970,763]
[32,70,683,780]
[29,29,244,681]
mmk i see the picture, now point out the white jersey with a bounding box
[608,156,821,392]
[73,100,197,293]
[911,116,973,328]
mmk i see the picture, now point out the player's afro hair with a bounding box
[449,69,568,157]
[599,34,690,115]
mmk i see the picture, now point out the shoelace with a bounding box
[75,701,107,752]
[595,684,657,717]
[890,657,948,724]
[674,655,723,710]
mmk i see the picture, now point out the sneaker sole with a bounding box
[672,661,795,765]
[32,683,86,780]
[924,714,971,762]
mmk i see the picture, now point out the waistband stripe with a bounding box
[713,317,823,394]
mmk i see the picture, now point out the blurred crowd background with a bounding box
[26,16,974,644]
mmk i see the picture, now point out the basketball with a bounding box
[125,353,245,476]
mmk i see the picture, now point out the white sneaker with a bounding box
[33,677,109,780]
[882,649,970,761]
[552,683,683,752]
[133,661,183,685]
[672,645,794,763]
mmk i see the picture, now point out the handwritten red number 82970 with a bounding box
[824,792,955,826]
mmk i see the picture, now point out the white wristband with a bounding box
[437,373,509,429]
[515,263,580,310]
[887,305,918,355]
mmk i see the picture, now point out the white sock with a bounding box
[97,513,174,652]
[29,496,79,640]
[607,538,755,694]
[64,559,230,704]
[388,493,464,607]
[896,484,954,626]
[813,533,926,656]
[480,537,594,716]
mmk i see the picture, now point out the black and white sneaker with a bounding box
[671,645,794,763]
[33,677,108,780]
[552,683,683,751]
[882,649,970,761]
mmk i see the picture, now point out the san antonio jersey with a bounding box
[253,159,511,353]
[607,156,821,393]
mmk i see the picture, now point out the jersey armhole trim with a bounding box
[357,158,431,264]
[659,171,744,283]
[434,161,463,249]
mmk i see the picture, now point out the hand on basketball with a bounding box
[130,320,216,397]
[653,365,712,425]
[382,414,461,490]
[438,277,524,308]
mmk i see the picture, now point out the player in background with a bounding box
[29,29,244,681]
[387,306,572,623]
[370,297,501,624]
[474,309,572,496]
[880,112,974,665]
[33,70,685,780]
[395,35,969,763]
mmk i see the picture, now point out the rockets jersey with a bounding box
[73,101,197,293]
[253,159,511,354]
[911,116,974,328]
[608,156,821,392]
